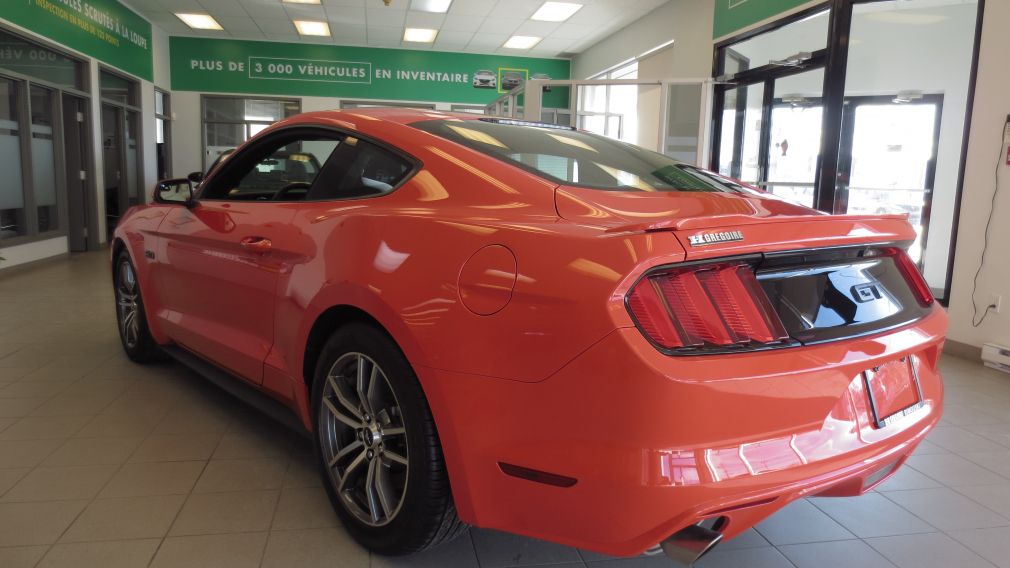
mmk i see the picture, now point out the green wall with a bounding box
[713,0,817,38]
[1,0,153,80]
[170,37,571,106]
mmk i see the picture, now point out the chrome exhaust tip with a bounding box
[659,523,724,566]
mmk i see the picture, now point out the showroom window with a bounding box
[579,61,639,143]
[202,96,300,171]
[0,27,91,247]
[100,68,143,239]
[710,0,983,303]
[155,89,171,179]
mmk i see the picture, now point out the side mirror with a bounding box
[154,178,195,206]
[187,171,204,183]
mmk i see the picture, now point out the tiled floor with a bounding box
[2,251,1010,568]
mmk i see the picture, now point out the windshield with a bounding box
[411,118,754,193]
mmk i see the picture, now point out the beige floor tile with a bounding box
[283,455,323,488]
[0,415,91,440]
[170,490,279,536]
[193,458,288,494]
[271,486,339,530]
[100,461,206,498]
[212,429,292,461]
[2,465,118,503]
[0,397,47,418]
[153,405,233,435]
[129,433,223,463]
[37,539,161,568]
[0,467,31,495]
[0,500,88,546]
[0,380,75,399]
[0,545,49,568]
[75,412,164,438]
[150,532,269,568]
[42,437,144,467]
[0,439,67,468]
[261,528,369,568]
[0,416,16,432]
[29,394,118,418]
[60,495,186,542]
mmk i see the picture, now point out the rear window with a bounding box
[412,118,751,193]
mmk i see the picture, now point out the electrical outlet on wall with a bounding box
[991,293,1003,314]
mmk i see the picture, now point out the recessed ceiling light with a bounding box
[294,20,331,36]
[411,0,452,13]
[531,2,582,22]
[404,28,438,42]
[282,0,321,4]
[503,35,542,49]
[175,13,223,30]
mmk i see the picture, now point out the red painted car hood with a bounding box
[555,185,916,258]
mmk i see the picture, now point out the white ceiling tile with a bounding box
[488,0,540,19]
[441,13,483,31]
[330,23,368,43]
[434,29,474,45]
[263,32,301,42]
[239,2,287,18]
[197,0,248,16]
[326,6,367,25]
[404,10,445,28]
[322,0,367,6]
[366,7,407,27]
[284,4,328,19]
[550,22,596,39]
[216,16,262,32]
[466,32,507,48]
[256,18,297,33]
[367,26,404,45]
[477,18,522,34]
[513,20,560,36]
[448,0,496,16]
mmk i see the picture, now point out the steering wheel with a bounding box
[272,181,312,201]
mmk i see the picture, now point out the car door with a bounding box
[153,128,342,384]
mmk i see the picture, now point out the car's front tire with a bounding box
[311,322,465,555]
[113,250,162,363]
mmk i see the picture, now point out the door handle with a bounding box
[240,236,272,253]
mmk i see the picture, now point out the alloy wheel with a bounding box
[319,352,409,527]
[115,260,140,348]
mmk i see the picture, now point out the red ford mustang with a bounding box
[112,108,945,564]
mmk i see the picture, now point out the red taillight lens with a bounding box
[886,248,934,307]
[627,262,789,352]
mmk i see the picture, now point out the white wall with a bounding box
[946,0,1010,350]
[572,0,715,80]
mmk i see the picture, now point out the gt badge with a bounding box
[688,230,744,247]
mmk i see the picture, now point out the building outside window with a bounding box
[202,96,300,171]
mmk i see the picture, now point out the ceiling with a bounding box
[123,0,670,59]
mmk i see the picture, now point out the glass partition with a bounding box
[0,30,84,90]
[29,85,57,233]
[0,78,25,238]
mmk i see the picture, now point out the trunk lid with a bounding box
[555,186,917,259]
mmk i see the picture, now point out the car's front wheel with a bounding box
[311,322,465,555]
[113,249,161,363]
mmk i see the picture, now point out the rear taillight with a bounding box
[627,262,789,352]
[885,248,935,307]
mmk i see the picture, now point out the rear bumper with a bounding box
[420,306,946,557]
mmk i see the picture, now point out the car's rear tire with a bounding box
[113,250,162,363]
[311,322,466,555]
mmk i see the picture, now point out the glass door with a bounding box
[764,69,824,208]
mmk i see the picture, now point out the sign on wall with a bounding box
[713,0,816,39]
[1,0,153,80]
[170,37,571,106]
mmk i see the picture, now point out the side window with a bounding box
[306,138,413,201]
[202,134,341,201]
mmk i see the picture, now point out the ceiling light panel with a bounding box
[531,2,583,22]
[176,13,223,30]
[294,20,331,36]
[411,0,452,13]
[404,28,438,42]
[503,35,542,49]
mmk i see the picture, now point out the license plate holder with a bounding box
[863,356,924,429]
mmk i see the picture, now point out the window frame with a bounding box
[200,95,302,172]
[196,125,421,203]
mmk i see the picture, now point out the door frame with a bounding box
[62,93,96,251]
[710,0,986,304]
